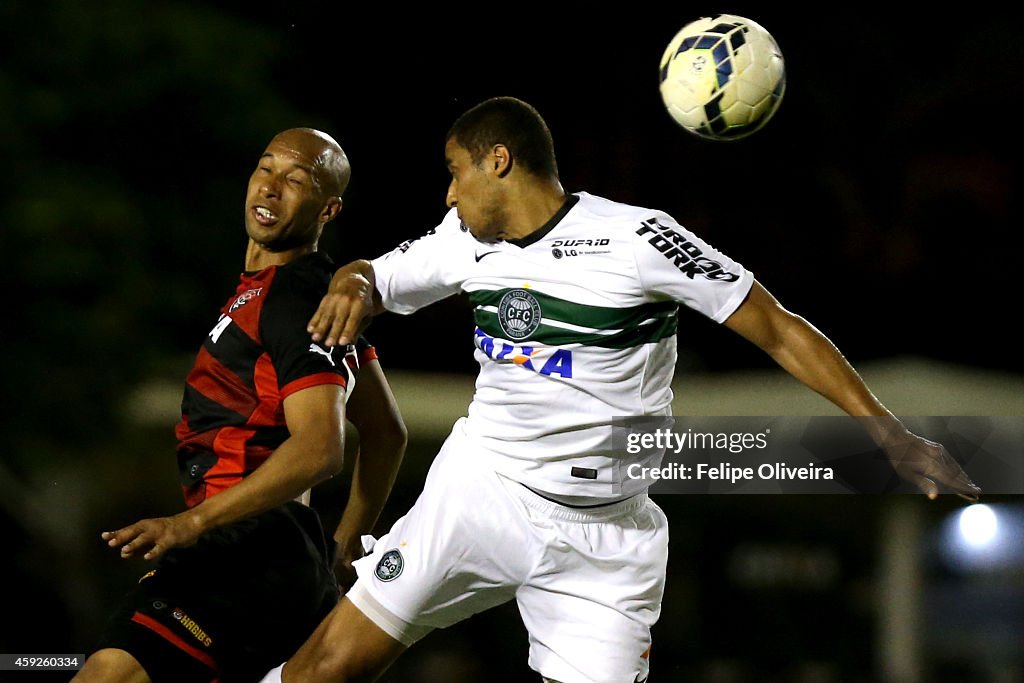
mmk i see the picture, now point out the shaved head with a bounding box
[269,128,351,198]
[244,127,351,260]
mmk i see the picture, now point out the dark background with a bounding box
[1,2,1022,681]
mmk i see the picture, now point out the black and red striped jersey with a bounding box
[174,251,377,508]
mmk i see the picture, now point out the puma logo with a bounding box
[308,343,336,366]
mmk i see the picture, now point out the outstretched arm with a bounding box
[308,259,385,348]
[103,384,348,560]
[330,358,407,589]
[723,280,980,500]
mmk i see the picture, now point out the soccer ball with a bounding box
[659,14,785,141]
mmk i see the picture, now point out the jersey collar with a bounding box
[507,193,580,248]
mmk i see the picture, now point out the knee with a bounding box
[73,649,149,683]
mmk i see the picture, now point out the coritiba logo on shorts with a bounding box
[497,289,541,340]
[375,549,404,582]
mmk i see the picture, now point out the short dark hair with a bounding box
[446,97,558,178]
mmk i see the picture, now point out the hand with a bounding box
[307,263,375,348]
[333,554,358,594]
[881,429,981,501]
[333,535,370,593]
[101,512,204,561]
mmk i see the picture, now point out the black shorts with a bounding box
[93,501,341,683]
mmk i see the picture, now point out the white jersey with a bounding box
[371,192,753,500]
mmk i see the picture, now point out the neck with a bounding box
[245,241,317,271]
[502,178,567,242]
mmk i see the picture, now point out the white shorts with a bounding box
[350,419,669,683]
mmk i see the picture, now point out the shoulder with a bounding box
[573,192,666,222]
[569,192,676,237]
[260,253,334,329]
[280,250,336,282]
[414,208,469,239]
[428,208,475,242]
[389,208,471,252]
[269,252,334,299]
[549,192,684,260]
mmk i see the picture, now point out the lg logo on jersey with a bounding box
[551,238,611,259]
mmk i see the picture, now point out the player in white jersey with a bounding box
[261,97,980,683]
[374,190,753,503]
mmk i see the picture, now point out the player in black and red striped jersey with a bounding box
[173,244,377,509]
[74,128,407,683]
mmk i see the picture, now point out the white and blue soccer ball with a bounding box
[659,14,785,141]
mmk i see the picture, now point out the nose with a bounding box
[445,181,456,208]
[260,175,281,199]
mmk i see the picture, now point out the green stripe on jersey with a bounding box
[470,288,678,349]
[474,309,677,348]
[468,288,677,331]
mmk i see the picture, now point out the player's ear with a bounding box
[321,197,343,224]
[492,144,512,177]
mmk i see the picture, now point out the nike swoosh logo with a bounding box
[475,251,500,262]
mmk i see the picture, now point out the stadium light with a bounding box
[958,504,998,548]
[940,503,1024,571]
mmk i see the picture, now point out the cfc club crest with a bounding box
[497,289,541,340]
[375,549,404,582]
